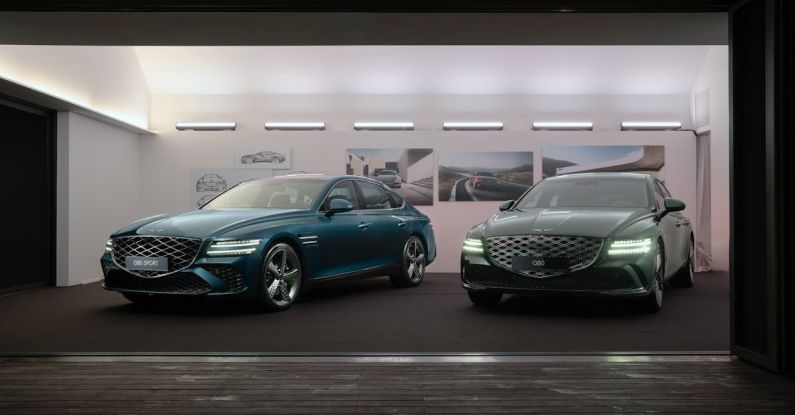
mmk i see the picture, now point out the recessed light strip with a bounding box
[264,122,326,131]
[621,121,682,131]
[443,122,503,131]
[532,121,593,131]
[353,122,415,131]
[175,122,237,131]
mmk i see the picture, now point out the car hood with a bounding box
[483,207,652,239]
[116,208,305,239]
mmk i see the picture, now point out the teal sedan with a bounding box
[461,173,694,312]
[100,175,435,311]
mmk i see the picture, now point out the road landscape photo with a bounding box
[438,151,534,202]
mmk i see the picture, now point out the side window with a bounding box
[356,181,391,210]
[652,180,666,210]
[386,190,404,208]
[321,180,358,211]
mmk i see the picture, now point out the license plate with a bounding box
[125,256,168,272]
[511,256,569,272]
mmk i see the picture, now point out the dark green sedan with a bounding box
[461,173,694,312]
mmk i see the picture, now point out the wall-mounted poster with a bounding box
[438,152,534,202]
[191,168,273,208]
[234,147,291,169]
[542,145,665,180]
[346,148,434,206]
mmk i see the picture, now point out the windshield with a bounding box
[202,179,326,209]
[514,177,651,209]
[378,170,397,176]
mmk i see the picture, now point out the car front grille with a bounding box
[104,270,211,294]
[486,234,603,278]
[203,265,246,292]
[112,236,203,278]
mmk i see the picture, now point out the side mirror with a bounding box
[663,197,686,212]
[499,200,515,211]
[326,198,354,216]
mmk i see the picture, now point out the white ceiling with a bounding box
[134,46,711,96]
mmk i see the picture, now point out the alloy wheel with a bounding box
[406,238,426,282]
[263,245,301,307]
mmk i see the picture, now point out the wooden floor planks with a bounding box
[0,359,793,414]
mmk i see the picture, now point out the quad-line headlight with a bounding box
[608,238,653,255]
[206,239,261,256]
[463,237,484,254]
[105,239,113,253]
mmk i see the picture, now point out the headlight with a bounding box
[463,237,484,254]
[206,239,261,256]
[105,239,113,253]
[607,238,653,255]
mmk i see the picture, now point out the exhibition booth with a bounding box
[0,44,730,353]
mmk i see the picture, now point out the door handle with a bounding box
[397,222,407,227]
[358,222,372,229]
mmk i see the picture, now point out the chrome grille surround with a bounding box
[111,236,203,278]
[486,235,603,278]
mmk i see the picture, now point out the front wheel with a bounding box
[639,245,664,313]
[254,243,302,312]
[389,236,426,288]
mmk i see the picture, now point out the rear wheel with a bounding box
[468,291,503,307]
[639,242,664,313]
[389,236,426,288]
[671,238,695,288]
[254,243,302,312]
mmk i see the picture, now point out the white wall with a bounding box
[0,45,150,129]
[141,94,699,273]
[692,46,730,271]
[56,112,142,286]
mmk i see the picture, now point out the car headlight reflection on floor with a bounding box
[607,238,653,255]
[206,239,262,256]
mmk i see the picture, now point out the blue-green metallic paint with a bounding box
[100,176,436,297]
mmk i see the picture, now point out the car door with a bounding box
[657,179,691,270]
[652,179,682,277]
[310,180,368,278]
[354,180,411,269]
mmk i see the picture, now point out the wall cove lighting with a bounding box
[264,122,325,131]
[621,121,682,131]
[175,122,237,131]
[353,122,415,131]
[443,122,504,131]
[532,121,593,131]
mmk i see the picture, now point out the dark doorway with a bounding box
[0,97,54,294]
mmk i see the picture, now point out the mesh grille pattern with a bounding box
[104,270,211,294]
[203,265,246,292]
[112,236,203,278]
[487,235,602,278]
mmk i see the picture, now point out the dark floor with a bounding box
[0,272,729,353]
[0,358,792,414]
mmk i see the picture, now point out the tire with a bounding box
[122,292,159,305]
[671,238,695,288]
[468,291,503,307]
[254,243,303,312]
[639,242,664,313]
[389,236,426,288]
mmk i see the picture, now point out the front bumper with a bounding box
[100,252,261,297]
[461,248,656,297]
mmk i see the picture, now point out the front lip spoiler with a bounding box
[462,281,650,297]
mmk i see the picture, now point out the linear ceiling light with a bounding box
[620,121,682,131]
[175,122,237,131]
[353,122,415,131]
[265,122,326,130]
[443,122,504,131]
[532,121,594,131]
